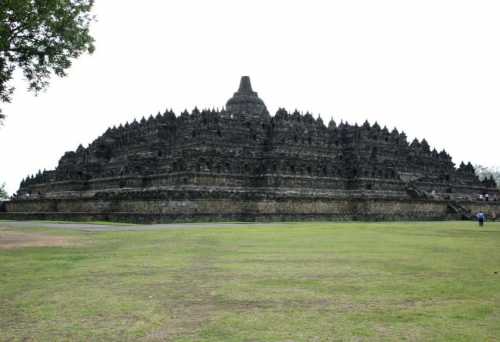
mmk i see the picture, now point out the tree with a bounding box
[0,0,95,122]
[475,165,500,189]
[0,182,8,200]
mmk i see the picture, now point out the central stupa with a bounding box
[226,76,268,117]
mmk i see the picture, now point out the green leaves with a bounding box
[0,182,8,199]
[0,0,95,120]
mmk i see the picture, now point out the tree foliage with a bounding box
[475,165,500,189]
[0,182,8,200]
[0,0,95,121]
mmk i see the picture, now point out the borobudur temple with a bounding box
[2,76,499,222]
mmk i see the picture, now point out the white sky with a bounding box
[1,0,500,195]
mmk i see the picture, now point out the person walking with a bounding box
[491,211,497,222]
[477,211,486,227]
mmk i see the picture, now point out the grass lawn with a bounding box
[1,221,500,341]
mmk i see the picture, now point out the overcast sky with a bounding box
[1,0,499,195]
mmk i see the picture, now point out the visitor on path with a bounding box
[477,211,486,227]
[491,211,497,222]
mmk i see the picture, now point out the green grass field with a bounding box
[1,221,500,341]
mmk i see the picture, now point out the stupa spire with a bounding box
[238,76,254,93]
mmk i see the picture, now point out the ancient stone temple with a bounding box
[3,76,499,222]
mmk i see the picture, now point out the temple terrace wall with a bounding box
[2,196,499,223]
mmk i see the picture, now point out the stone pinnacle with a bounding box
[238,76,253,94]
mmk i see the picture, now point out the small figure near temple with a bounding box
[477,211,486,227]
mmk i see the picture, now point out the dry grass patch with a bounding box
[0,230,75,249]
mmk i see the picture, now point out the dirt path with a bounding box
[0,220,292,232]
[0,230,74,249]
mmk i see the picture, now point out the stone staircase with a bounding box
[447,201,472,219]
[405,182,427,199]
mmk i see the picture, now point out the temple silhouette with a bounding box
[3,77,499,222]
